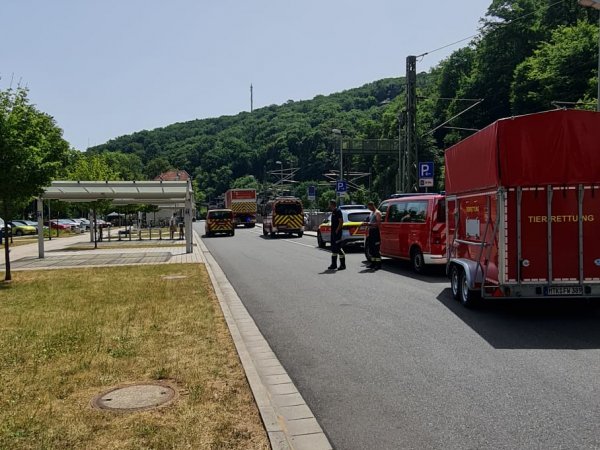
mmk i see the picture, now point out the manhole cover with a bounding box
[92,383,177,411]
[161,275,188,280]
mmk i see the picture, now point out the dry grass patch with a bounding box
[0,265,269,449]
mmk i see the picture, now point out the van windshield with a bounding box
[209,211,232,220]
[275,203,302,215]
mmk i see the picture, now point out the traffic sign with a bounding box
[418,162,434,188]
[336,180,347,195]
[419,162,434,178]
[307,185,316,201]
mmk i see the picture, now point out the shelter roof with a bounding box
[42,180,191,205]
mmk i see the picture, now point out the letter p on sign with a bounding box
[419,162,434,178]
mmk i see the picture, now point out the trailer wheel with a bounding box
[262,226,268,236]
[459,270,479,308]
[270,230,276,238]
[411,247,425,274]
[298,231,303,237]
[450,265,461,300]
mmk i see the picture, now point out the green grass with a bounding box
[0,265,268,450]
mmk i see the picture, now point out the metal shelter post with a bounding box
[185,181,193,253]
[37,198,44,258]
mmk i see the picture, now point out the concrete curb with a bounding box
[196,231,332,450]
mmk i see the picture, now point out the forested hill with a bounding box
[89,0,599,205]
[88,77,408,202]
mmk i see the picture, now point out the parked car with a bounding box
[56,219,81,232]
[339,204,366,210]
[317,207,371,249]
[11,219,39,229]
[368,193,446,273]
[94,219,111,229]
[8,221,37,236]
[46,220,71,231]
[74,218,91,230]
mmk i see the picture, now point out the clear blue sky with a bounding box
[2,1,490,151]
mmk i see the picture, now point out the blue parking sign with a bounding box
[419,162,434,178]
[336,180,347,194]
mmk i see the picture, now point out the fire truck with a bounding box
[224,189,257,228]
[445,110,600,307]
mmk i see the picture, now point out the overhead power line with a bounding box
[416,0,567,59]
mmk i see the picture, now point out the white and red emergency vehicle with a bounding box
[224,189,257,227]
[445,109,600,306]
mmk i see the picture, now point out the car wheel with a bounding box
[450,265,461,300]
[317,232,326,248]
[15,230,23,236]
[459,269,479,308]
[411,247,425,274]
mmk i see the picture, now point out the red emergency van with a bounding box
[445,109,600,307]
[373,193,446,273]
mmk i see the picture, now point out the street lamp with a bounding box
[579,0,600,111]
[331,128,343,205]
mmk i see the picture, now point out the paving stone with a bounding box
[289,433,332,450]
[272,392,306,407]
[269,383,297,395]
[264,374,292,385]
[278,404,313,421]
[285,418,323,436]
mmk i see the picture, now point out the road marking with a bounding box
[249,230,317,248]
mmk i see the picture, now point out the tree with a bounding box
[0,87,70,281]
[511,21,598,113]
[231,175,259,189]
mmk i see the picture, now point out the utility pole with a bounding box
[405,55,418,192]
[332,129,343,205]
[397,109,406,193]
[250,84,254,113]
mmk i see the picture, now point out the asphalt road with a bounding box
[196,223,600,450]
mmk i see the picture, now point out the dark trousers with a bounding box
[331,232,345,258]
[368,228,381,261]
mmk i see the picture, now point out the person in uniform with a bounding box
[327,200,346,271]
[169,213,177,239]
[367,201,382,270]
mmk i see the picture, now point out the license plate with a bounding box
[544,286,583,296]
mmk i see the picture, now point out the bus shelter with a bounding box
[36,180,194,258]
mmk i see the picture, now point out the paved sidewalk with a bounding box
[0,233,201,270]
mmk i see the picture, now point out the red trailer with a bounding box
[224,189,257,227]
[445,110,600,306]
